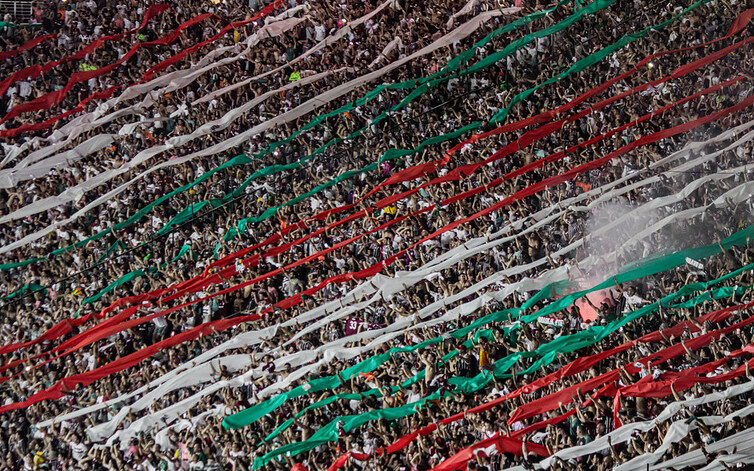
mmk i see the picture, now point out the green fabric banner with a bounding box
[1,282,45,301]
[81,267,159,305]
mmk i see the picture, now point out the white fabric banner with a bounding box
[369,37,404,68]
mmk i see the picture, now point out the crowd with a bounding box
[0,0,753,469]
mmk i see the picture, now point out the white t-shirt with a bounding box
[70,442,88,461]
[314,24,326,41]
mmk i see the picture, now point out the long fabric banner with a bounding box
[435,434,551,468]
[0,33,57,61]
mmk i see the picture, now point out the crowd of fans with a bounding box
[0,0,753,469]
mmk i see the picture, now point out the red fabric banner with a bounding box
[0,33,57,62]
[2,87,121,136]
[431,434,549,471]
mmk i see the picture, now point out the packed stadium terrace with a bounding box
[0,0,754,469]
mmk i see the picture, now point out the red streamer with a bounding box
[0,33,57,62]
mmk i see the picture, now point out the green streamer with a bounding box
[222,281,565,431]
[96,240,126,264]
[252,391,443,469]
[1,283,46,301]
[171,243,193,262]
[81,266,159,305]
